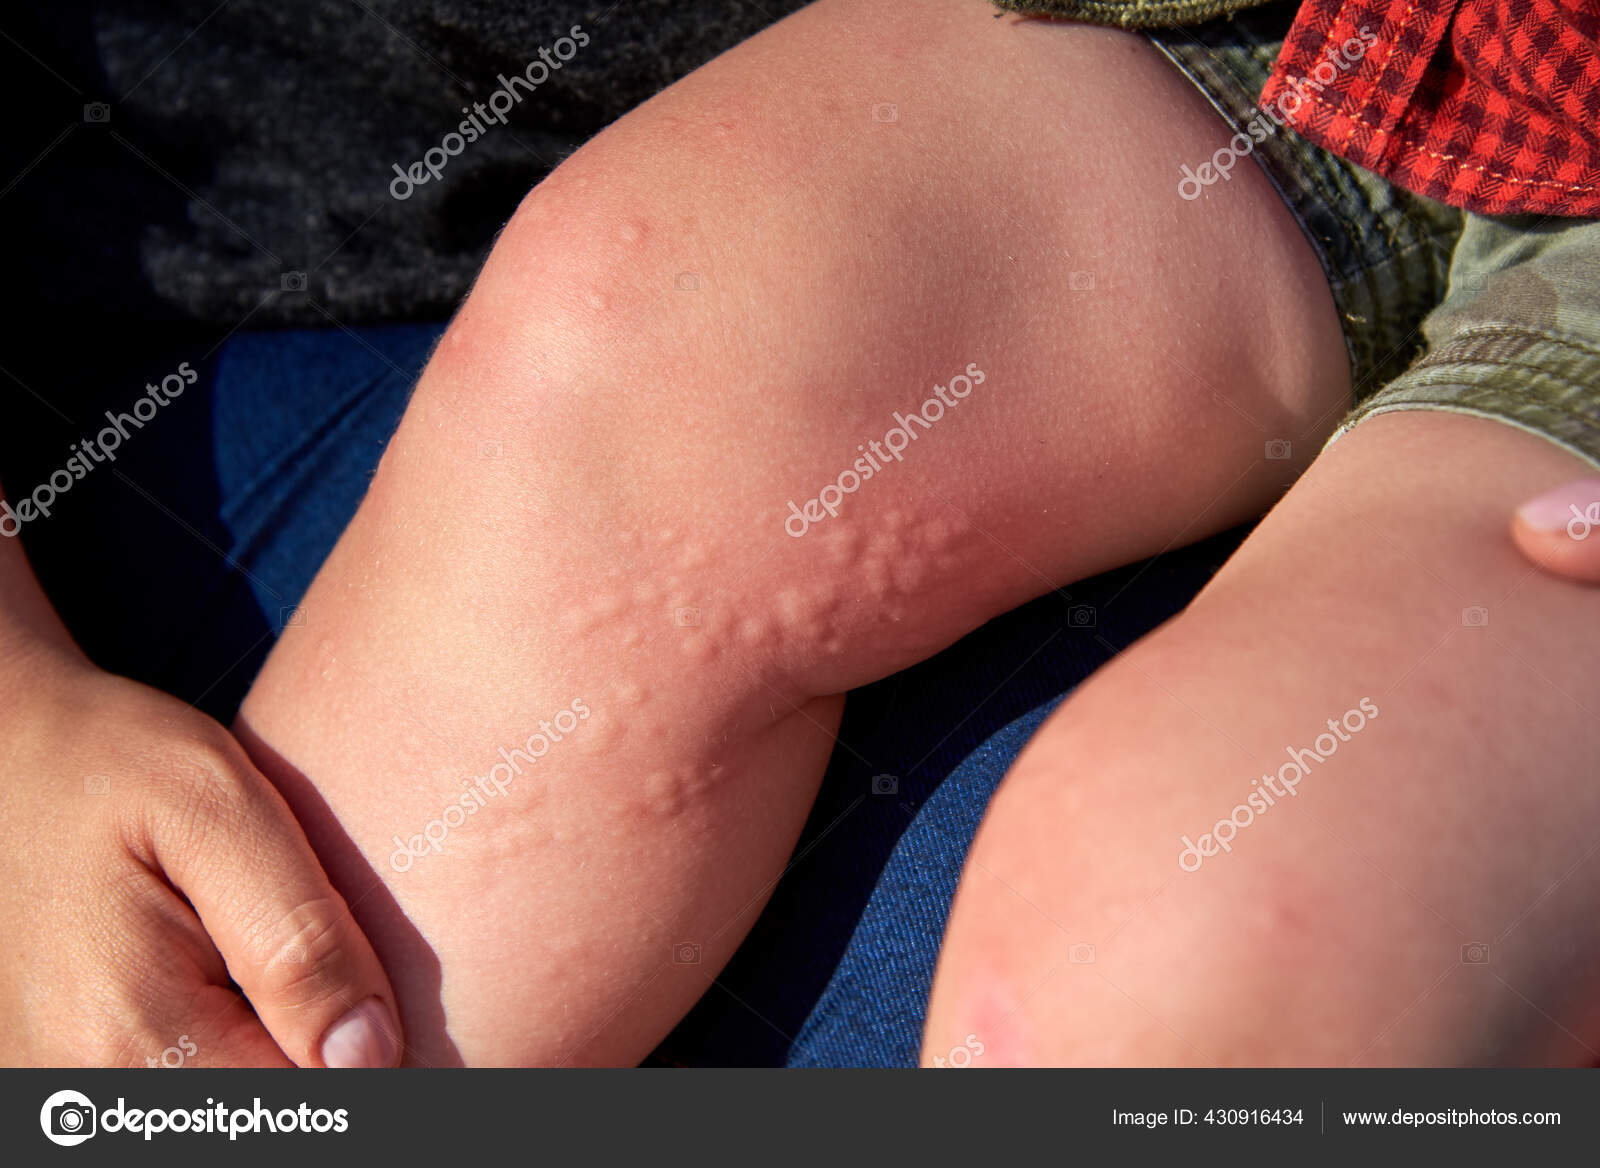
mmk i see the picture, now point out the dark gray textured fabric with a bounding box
[5,1,806,328]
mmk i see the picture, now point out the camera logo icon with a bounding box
[83,103,110,123]
[279,942,309,965]
[871,102,898,123]
[673,941,701,964]
[871,773,898,796]
[83,775,111,796]
[674,607,701,627]
[280,271,308,292]
[280,605,306,630]
[1069,943,1096,964]
[40,1089,97,1146]
[674,271,700,292]
[1461,606,1489,628]
[1068,270,1095,292]
[1461,942,1491,965]
[1265,438,1293,460]
[1067,605,1096,628]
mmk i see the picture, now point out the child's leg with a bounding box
[236,0,1350,1065]
[927,410,1600,1065]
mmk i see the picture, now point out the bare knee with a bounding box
[925,634,1470,1067]
[928,414,1600,1067]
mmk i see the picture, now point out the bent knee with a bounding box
[924,640,1492,1067]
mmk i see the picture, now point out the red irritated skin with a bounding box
[236,0,1351,1066]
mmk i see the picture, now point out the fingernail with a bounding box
[321,998,398,1068]
[1517,479,1600,536]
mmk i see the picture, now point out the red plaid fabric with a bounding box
[1259,0,1600,216]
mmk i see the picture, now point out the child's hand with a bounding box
[1512,478,1600,582]
[0,644,402,1066]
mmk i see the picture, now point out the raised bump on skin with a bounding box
[679,634,720,663]
[774,587,811,626]
[823,528,861,564]
[682,764,729,801]
[919,511,968,548]
[612,680,647,707]
[641,771,683,818]
[891,554,930,594]
[576,709,624,756]
[592,590,627,621]
[861,557,893,597]
[560,604,599,634]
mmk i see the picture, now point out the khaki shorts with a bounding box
[1332,214,1600,470]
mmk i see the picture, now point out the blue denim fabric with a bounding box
[1,324,439,719]
[1,323,1245,1067]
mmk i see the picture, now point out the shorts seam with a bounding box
[1438,323,1600,366]
[1332,326,1600,470]
[1392,359,1596,402]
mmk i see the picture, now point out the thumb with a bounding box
[145,739,403,1068]
[1511,478,1600,583]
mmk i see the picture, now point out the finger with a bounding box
[141,737,403,1068]
[67,881,295,1068]
[146,984,297,1068]
[1511,477,1600,583]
